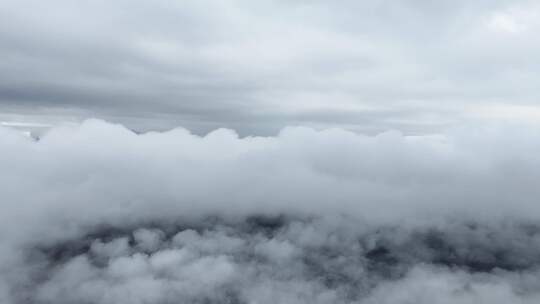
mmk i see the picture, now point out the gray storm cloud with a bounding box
[2,0,540,133]
[1,120,540,303]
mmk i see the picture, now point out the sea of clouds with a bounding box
[2,119,540,303]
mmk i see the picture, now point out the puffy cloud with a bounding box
[2,119,540,303]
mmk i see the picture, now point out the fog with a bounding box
[1,119,540,303]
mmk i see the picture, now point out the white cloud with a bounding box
[1,120,540,303]
[487,11,528,33]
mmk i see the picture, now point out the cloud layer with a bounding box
[1,120,540,303]
[2,0,540,133]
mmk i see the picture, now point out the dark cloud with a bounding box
[13,216,540,304]
[1,0,540,133]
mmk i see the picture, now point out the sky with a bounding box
[3,2,540,303]
[1,0,540,134]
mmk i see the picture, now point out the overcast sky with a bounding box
[3,3,540,302]
[1,0,539,134]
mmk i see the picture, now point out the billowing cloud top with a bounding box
[2,120,540,303]
[2,0,540,133]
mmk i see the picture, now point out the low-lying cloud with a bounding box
[1,119,540,303]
